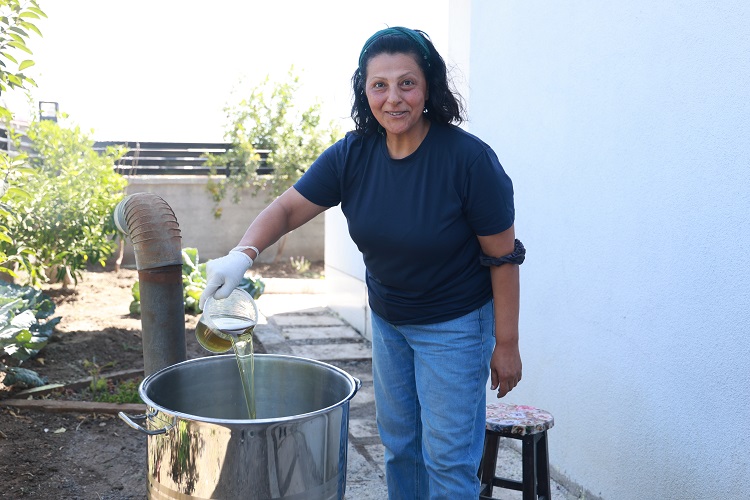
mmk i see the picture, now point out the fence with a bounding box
[92,141,272,176]
[0,128,271,176]
[0,127,33,156]
[0,128,322,263]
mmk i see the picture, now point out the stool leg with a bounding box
[478,431,500,497]
[521,434,539,500]
[536,431,551,500]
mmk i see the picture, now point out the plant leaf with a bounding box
[0,51,17,64]
[2,366,48,388]
[6,186,31,200]
[11,309,36,329]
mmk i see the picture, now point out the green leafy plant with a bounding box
[0,282,60,387]
[82,357,142,403]
[0,364,46,388]
[129,280,140,314]
[205,67,341,215]
[82,357,115,399]
[0,282,60,361]
[92,378,142,404]
[0,0,44,117]
[181,247,206,314]
[0,0,46,274]
[1,119,128,285]
[129,247,265,316]
[289,256,311,275]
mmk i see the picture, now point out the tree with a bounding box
[0,0,46,278]
[2,119,128,285]
[0,0,43,119]
[206,68,341,220]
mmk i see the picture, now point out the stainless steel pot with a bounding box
[119,354,360,500]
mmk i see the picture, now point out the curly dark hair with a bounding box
[350,29,465,135]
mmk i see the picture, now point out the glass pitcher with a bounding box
[195,288,258,353]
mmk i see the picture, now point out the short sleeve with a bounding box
[463,148,515,236]
[294,139,346,207]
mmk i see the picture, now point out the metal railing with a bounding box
[0,130,271,176]
[93,141,271,176]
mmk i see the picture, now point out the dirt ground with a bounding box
[0,261,323,499]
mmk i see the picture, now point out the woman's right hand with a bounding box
[199,250,254,310]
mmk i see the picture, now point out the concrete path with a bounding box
[254,290,578,500]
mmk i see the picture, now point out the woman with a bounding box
[200,27,524,499]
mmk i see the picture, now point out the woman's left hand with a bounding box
[490,340,522,398]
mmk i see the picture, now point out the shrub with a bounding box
[205,68,341,215]
[1,120,128,285]
[0,282,60,388]
[0,282,60,362]
[0,0,46,278]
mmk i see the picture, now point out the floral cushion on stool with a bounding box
[485,403,555,437]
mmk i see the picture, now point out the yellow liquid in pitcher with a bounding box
[195,316,257,419]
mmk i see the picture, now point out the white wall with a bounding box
[466,1,750,498]
[325,207,369,338]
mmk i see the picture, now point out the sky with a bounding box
[5,1,450,142]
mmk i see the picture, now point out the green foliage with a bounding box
[82,357,114,399]
[92,378,142,404]
[0,0,45,271]
[181,247,205,314]
[129,280,140,315]
[0,364,46,388]
[0,145,34,277]
[0,0,46,121]
[81,357,142,403]
[289,255,311,275]
[129,247,265,316]
[205,68,341,217]
[1,120,128,285]
[0,282,60,381]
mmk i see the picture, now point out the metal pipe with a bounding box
[114,192,187,376]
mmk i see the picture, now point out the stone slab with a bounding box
[345,480,388,500]
[350,384,375,409]
[330,360,373,383]
[364,443,386,477]
[272,314,346,328]
[290,342,372,361]
[349,418,380,439]
[283,325,362,341]
[255,294,329,317]
[346,442,387,500]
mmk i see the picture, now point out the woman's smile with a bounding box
[365,52,430,157]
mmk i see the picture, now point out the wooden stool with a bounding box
[478,403,555,500]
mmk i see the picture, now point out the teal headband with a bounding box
[358,27,431,74]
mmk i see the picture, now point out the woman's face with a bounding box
[364,52,429,140]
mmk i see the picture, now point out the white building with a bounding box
[325,1,750,498]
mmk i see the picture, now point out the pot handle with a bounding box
[118,409,176,435]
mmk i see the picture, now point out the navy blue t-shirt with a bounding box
[294,123,515,325]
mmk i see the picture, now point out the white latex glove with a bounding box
[199,250,254,310]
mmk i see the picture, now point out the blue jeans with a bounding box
[371,300,495,500]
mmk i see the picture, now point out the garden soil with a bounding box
[0,261,321,499]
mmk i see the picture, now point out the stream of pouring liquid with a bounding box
[214,317,256,419]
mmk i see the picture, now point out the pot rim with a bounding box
[138,353,359,426]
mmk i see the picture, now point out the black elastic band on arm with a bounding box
[479,239,526,267]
